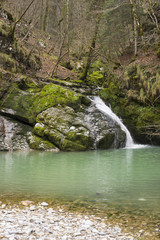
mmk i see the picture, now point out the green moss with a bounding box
[0,83,82,124]
[32,84,81,115]
[100,83,120,106]
[87,71,104,86]
[33,123,45,137]
[46,129,64,147]
[0,53,19,73]
[136,107,160,127]
[27,133,58,151]
[66,131,93,148]
[123,63,160,105]
[43,52,57,61]
[17,76,40,91]
[0,22,9,37]
[60,139,86,151]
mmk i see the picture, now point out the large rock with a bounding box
[27,132,59,152]
[33,101,126,151]
[0,116,31,151]
[0,82,84,124]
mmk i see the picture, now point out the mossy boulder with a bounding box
[0,82,85,124]
[34,106,94,151]
[27,132,59,151]
[32,100,126,151]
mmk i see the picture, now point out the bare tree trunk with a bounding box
[66,0,70,55]
[133,12,137,55]
[130,0,144,54]
[43,0,49,32]
[147,0,159,34]
[51,31,67,77]
[40,0,44,31]
[80,17,100,81]
[10,0,36,40]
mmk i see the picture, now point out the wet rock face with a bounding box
[83,103,126,149]
[0,116,31,151]
[33,102,126,151]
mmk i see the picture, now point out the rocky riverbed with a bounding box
[0,201,136,240]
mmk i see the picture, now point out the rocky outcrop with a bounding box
[0,79,126,151]
[0,116,30,151]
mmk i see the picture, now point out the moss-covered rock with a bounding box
[27,132,59,151]
[0,83,83,124]
[33,99,126,151]
[34,106,94,151]
[96,133,115,149]
[60,139,86,151]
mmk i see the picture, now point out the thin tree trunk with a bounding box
[10,0,36,40]
[130,0,144,54]
[43,0,49,32]
[147,0,159,34]
[51,31,67,77]
[66,0,70,55]
[40,0,44,31]
[80,17,100,81]
[133,13,137,55]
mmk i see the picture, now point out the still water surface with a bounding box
[0,147,160,213]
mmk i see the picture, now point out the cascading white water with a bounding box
[90,96,135,148]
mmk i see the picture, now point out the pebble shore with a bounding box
[0,201,136,240]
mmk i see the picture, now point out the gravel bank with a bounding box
[0,202,135,240]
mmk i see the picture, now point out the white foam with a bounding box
[90,96,148,149]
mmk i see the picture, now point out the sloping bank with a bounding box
[0,77,126,151]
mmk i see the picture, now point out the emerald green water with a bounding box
[0,147,160,214]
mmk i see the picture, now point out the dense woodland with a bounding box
[0,0,160,146]
[2,0,160,75]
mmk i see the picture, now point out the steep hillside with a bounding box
[100,47,160,145]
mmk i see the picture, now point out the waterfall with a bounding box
[90,96,134,148]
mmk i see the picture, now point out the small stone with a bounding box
[30,205,36,211]
[58,209,64,213]
[98,232,106,236]
[92,228,98,233]
[21,200,34,206]
[74,232,82,237]
[1,204,6,209]
[61,236,68,240]
[84,220,93,226]
[41,202,48,207]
